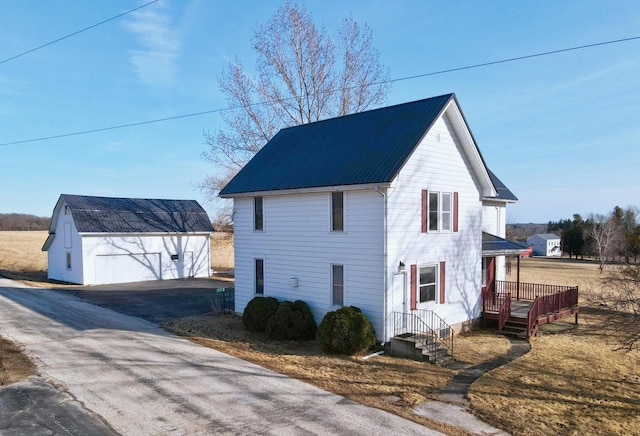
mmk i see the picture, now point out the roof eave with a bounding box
[220,182,392,198]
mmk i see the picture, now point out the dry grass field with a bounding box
[1,232,638,434]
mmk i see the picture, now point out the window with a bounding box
[254,197,263,231]
[419,265,437,303]
[66,252,72,270]
[331,264,344,306]
[427,191,453,232]
[331,192,343,232]
[255,259,264,295]
[64,205,70,215]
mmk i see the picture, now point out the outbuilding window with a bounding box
[66,252,72,270]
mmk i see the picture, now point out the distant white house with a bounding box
[42,194,213,285]
[526,233,562,257]
[220,94,526,343]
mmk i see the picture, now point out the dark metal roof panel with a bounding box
[482,232,529,255]
[487,169,518,201]
[61,194,213,233]
[220,94,454,195]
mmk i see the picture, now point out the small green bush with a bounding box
[242,296,279,333]
[265,300,317,340]
[317,306,376,355]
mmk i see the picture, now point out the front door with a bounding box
[483,256,496,292]
[391,272,407,331]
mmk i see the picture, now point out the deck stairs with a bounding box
[500,316,528,339]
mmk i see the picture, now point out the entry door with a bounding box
[392,273,407,331]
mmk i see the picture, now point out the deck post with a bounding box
[516,255,521,300]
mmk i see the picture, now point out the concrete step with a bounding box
[390,334,453,365]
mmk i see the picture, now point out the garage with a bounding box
[42,194,214,285]
[94,253,161,285]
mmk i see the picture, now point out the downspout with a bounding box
[374,187,388,344]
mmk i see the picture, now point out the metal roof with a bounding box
[528,233,561,241]
[482,232,530,256]
[487,169,518,202]
[220,94,455,196]
[220,94,516,201]
[57,194,213,234]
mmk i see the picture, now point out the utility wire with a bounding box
[1,35,638,148]
[0,0,159,66]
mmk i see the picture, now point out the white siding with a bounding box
[81,234,211,285]
[233,190,385,338]
[481,201,506,237]
[386,112,484,337]
[47,203,84,284]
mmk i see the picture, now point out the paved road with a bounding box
[0,279,441,435]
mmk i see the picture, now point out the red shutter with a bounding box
[453,192,459,232]
[439,261,446,304]
[421,190,428,233]
[410,264,417,310]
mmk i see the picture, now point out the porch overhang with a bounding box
[482,232,529,257]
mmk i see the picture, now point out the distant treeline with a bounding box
[0,214,50,231]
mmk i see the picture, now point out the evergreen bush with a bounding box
[265,300,317,340]
[317,306,376,354]
[242,296,279,332]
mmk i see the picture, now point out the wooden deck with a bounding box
[482,281,579,338]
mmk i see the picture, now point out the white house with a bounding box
[42,194,213,285]
[220,93,523,343]
[527,233,562,257]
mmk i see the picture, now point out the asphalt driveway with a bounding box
[56,277,234,324]
[0,278,441,435]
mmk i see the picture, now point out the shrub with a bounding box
[317,306,376,355]
[265,300,317,340]
[242,296,279,332]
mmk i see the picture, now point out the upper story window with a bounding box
[64,205,70,215]
[331,192,344,232]
[423,190,457,233]
[254,196,263,231]
[429,192,452,232]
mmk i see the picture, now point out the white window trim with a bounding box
[329,191,347,234]
[254,257,265,296]
[418,263,438,305]
[253,196,265,232]
[330,262,346,307]
[429,191,453,233]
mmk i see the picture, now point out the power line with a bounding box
[0,0,159,66]
[1,35,639,148]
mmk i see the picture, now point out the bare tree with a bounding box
[588,263,640,351]
[201,2,390,196]
[587,213,621,272]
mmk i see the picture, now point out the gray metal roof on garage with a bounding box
[58,194,213,233]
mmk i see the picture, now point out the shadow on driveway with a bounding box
[54,277,235,325]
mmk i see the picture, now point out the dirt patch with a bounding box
[0,335,36,387]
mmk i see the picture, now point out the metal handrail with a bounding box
[392,309,454,362]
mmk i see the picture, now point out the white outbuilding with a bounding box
[42,194,213,285]
[526,233,562,257]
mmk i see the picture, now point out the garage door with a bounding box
[94,253,161,285]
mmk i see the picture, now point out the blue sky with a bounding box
[1,0,638,223]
